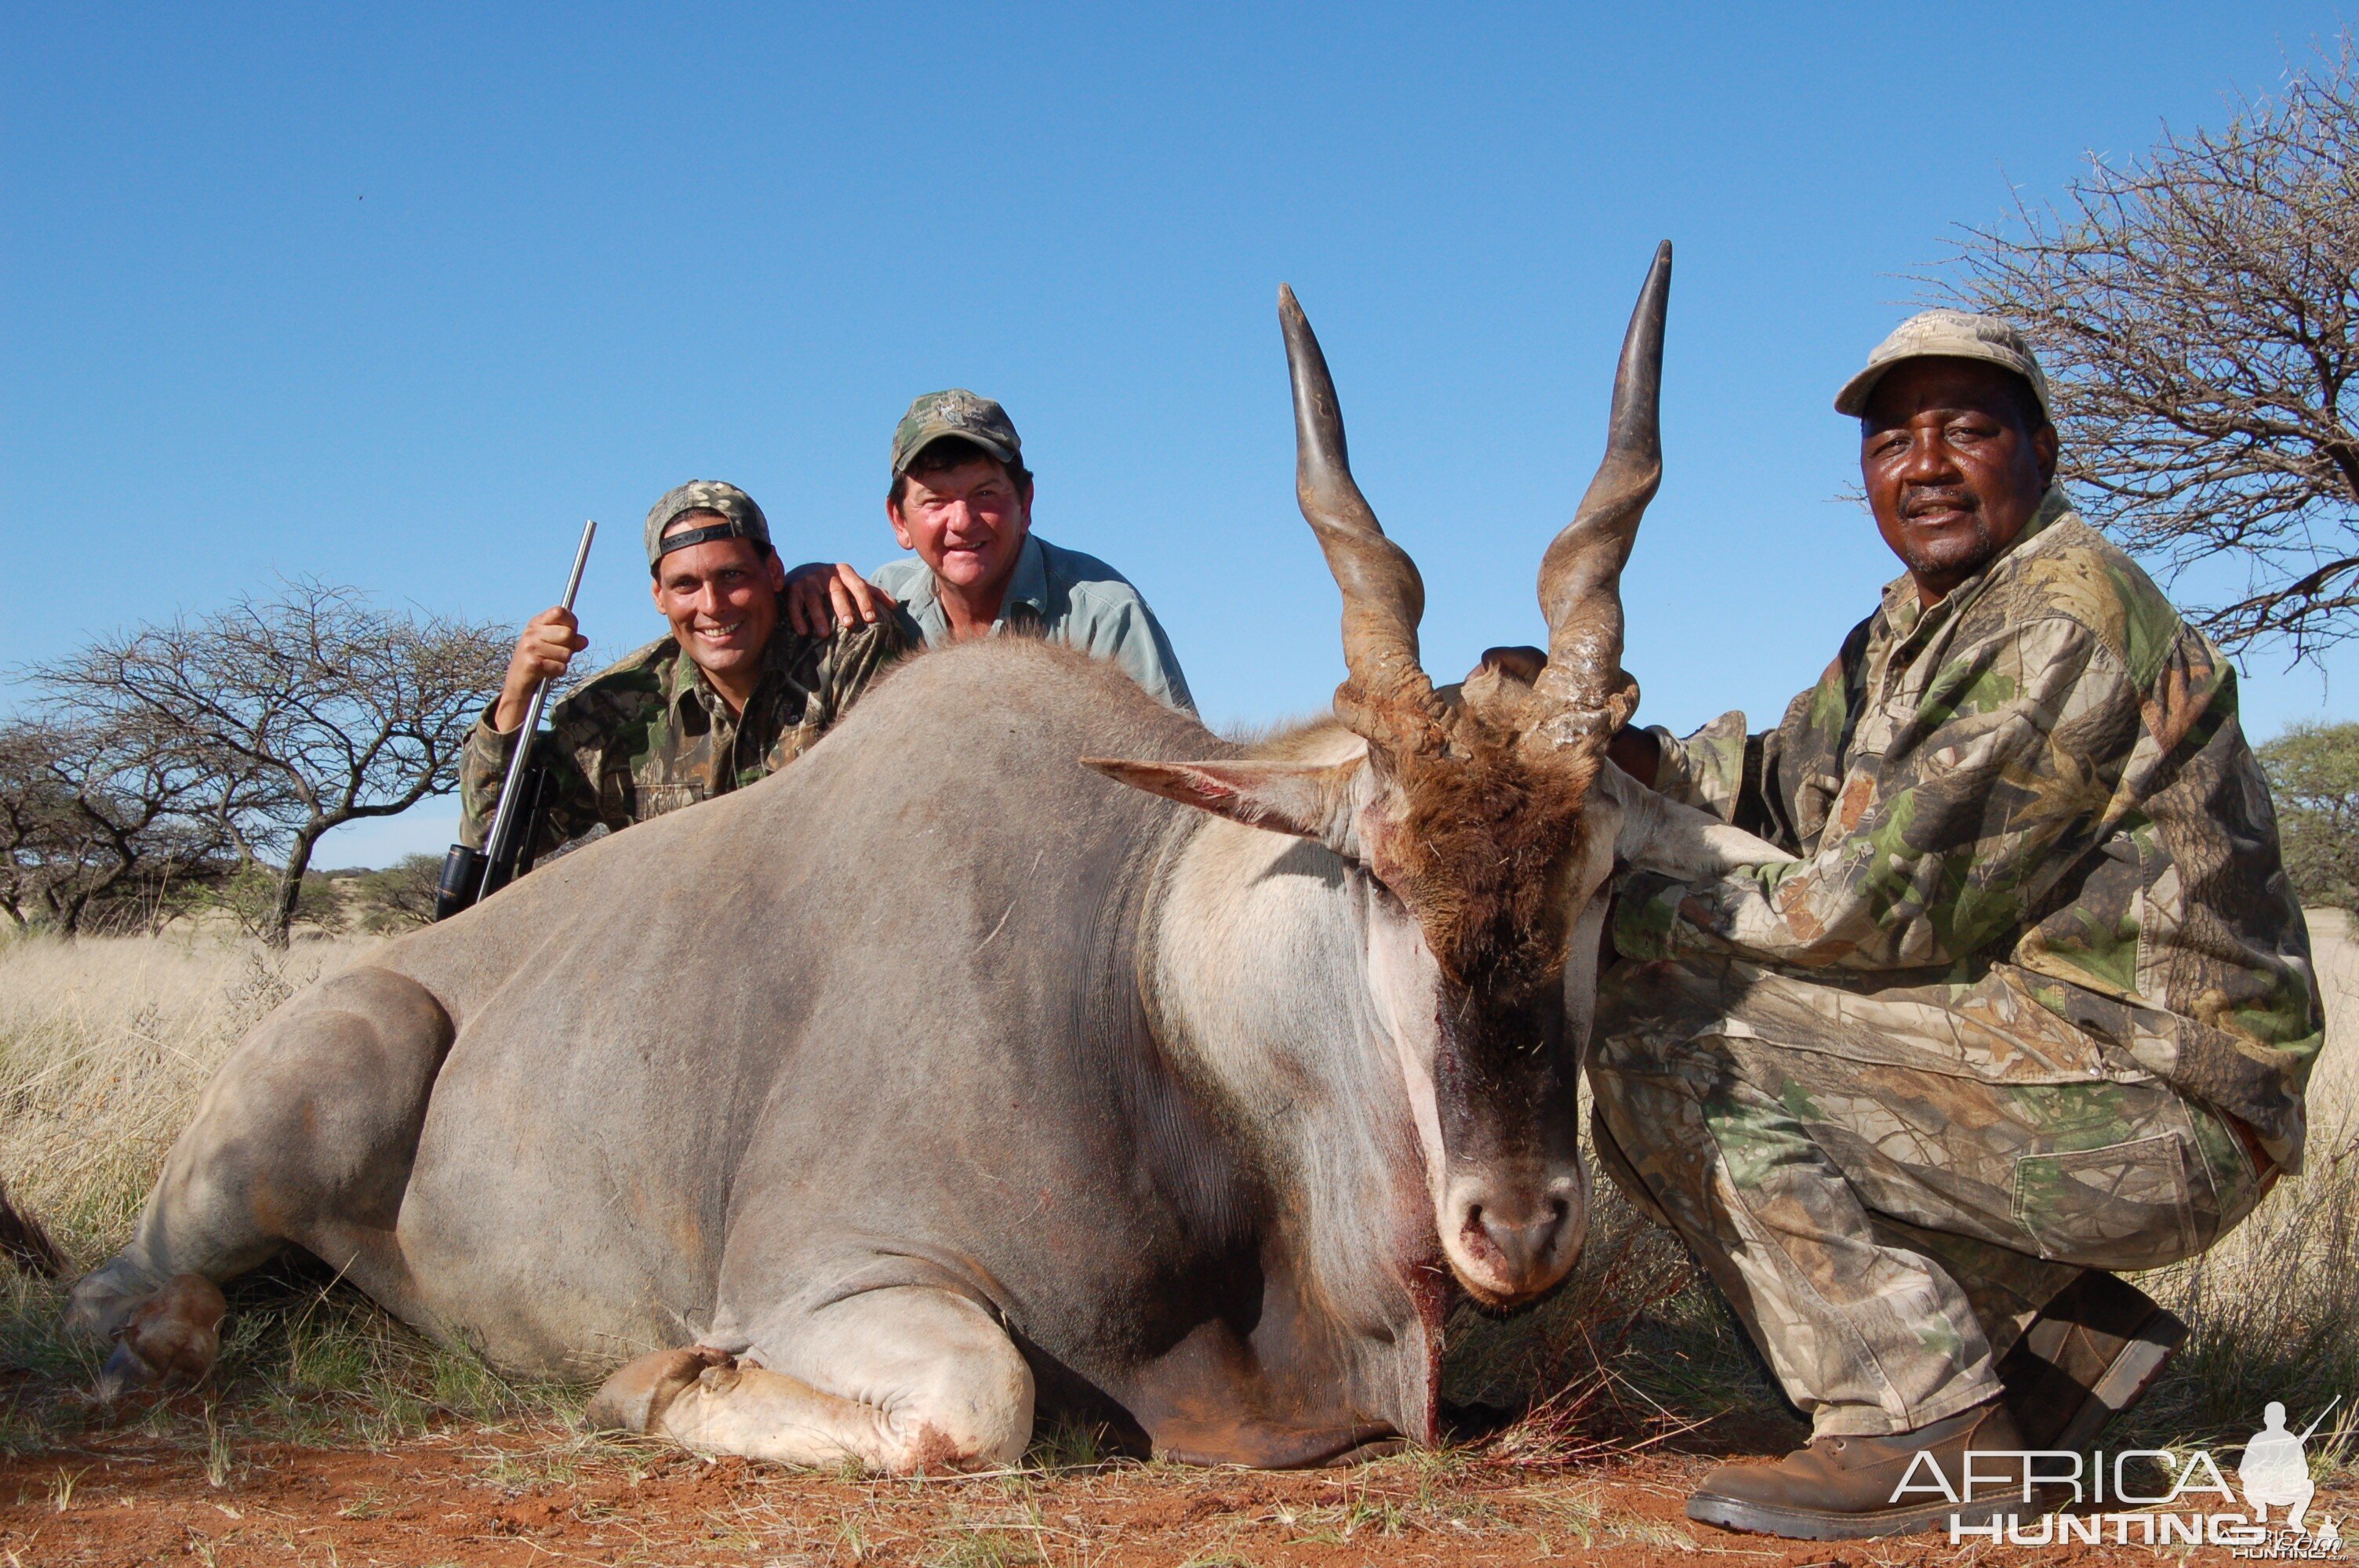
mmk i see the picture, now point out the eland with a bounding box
[68,245,1789,1470]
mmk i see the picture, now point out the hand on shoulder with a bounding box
[783,562,900,637]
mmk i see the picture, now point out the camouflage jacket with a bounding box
[1615,488,2323,1165]
[459,615,905,860]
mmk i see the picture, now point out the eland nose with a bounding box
[1473,1198,1570,1279]
[1453,1185,1580,1298]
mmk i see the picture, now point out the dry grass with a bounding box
[0,931,378,1261]
[0,930,582,1470]
[2118,909,2359,1454]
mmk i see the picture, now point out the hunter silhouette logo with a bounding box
[2241,1400,2328,1530]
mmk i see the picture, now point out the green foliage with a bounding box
[1023,1412,1116,1470]
[341,853,442,933]
[203,862,349,938]
[2259,720,2359,915]
[0,717,231,938]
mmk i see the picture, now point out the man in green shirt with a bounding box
[787,390,1195,713]
[460,481,904,861]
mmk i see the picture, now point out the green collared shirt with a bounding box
[870,532,1195,713]
[458,613,905,858]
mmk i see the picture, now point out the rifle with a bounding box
[433,518,598,920]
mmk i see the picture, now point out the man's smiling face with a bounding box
[1861,357,2059,604]
[888,456,1032,600]
[651,514,785,684]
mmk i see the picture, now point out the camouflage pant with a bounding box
[1589,956,2266,1439]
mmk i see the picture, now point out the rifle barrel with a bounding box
[481,518,598,880]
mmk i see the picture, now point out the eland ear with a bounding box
[1080,757,1361,846]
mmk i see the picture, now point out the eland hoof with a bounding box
[93,1274,226,1400]
[587,1345,736,1434]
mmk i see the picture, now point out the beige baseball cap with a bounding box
[1834,309,2053,423]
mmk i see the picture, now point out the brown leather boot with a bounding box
[1687,1399,2041,1539]
[2000,1271,2186,1451]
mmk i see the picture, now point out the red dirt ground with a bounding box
[9,1414,2346,1567]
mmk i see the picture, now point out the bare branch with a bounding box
[1938,36,2359,661]
[27,579,508,943]
[0,715,231,935]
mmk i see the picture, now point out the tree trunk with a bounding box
[264,828,322,948]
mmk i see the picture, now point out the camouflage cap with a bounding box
[643,480,771,572]
[890,389,1023,477]
[1834,309,2054,424]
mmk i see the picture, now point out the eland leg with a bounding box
[64,966,453,1381]
[588,1284,1034,1473]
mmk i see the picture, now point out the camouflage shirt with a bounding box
[459,615,904,860]
[1615,488,2323,1164]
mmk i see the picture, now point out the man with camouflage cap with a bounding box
[787,389,1194,712]
[1592,311,2321,1539]
[459,480,905,858]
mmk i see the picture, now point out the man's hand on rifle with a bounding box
[495,607,587,733]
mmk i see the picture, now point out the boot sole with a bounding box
[1686,1488,2056,1541]
[2051,1305,2187,1452]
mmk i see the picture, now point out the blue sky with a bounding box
[6,3,2356,866]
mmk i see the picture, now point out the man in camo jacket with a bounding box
[1594,311,2323,1540]
[460,481,906,862]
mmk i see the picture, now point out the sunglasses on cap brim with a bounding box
[651,520,764,572]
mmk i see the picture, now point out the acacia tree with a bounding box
[0,715,229,935]
[37,581,508,946]
[348,851,445,931]
[1944,39,2359,659]
[2258,720,2359,915]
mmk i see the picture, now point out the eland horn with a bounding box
[1527,241,1670,760]
[1279,285,1445,754]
